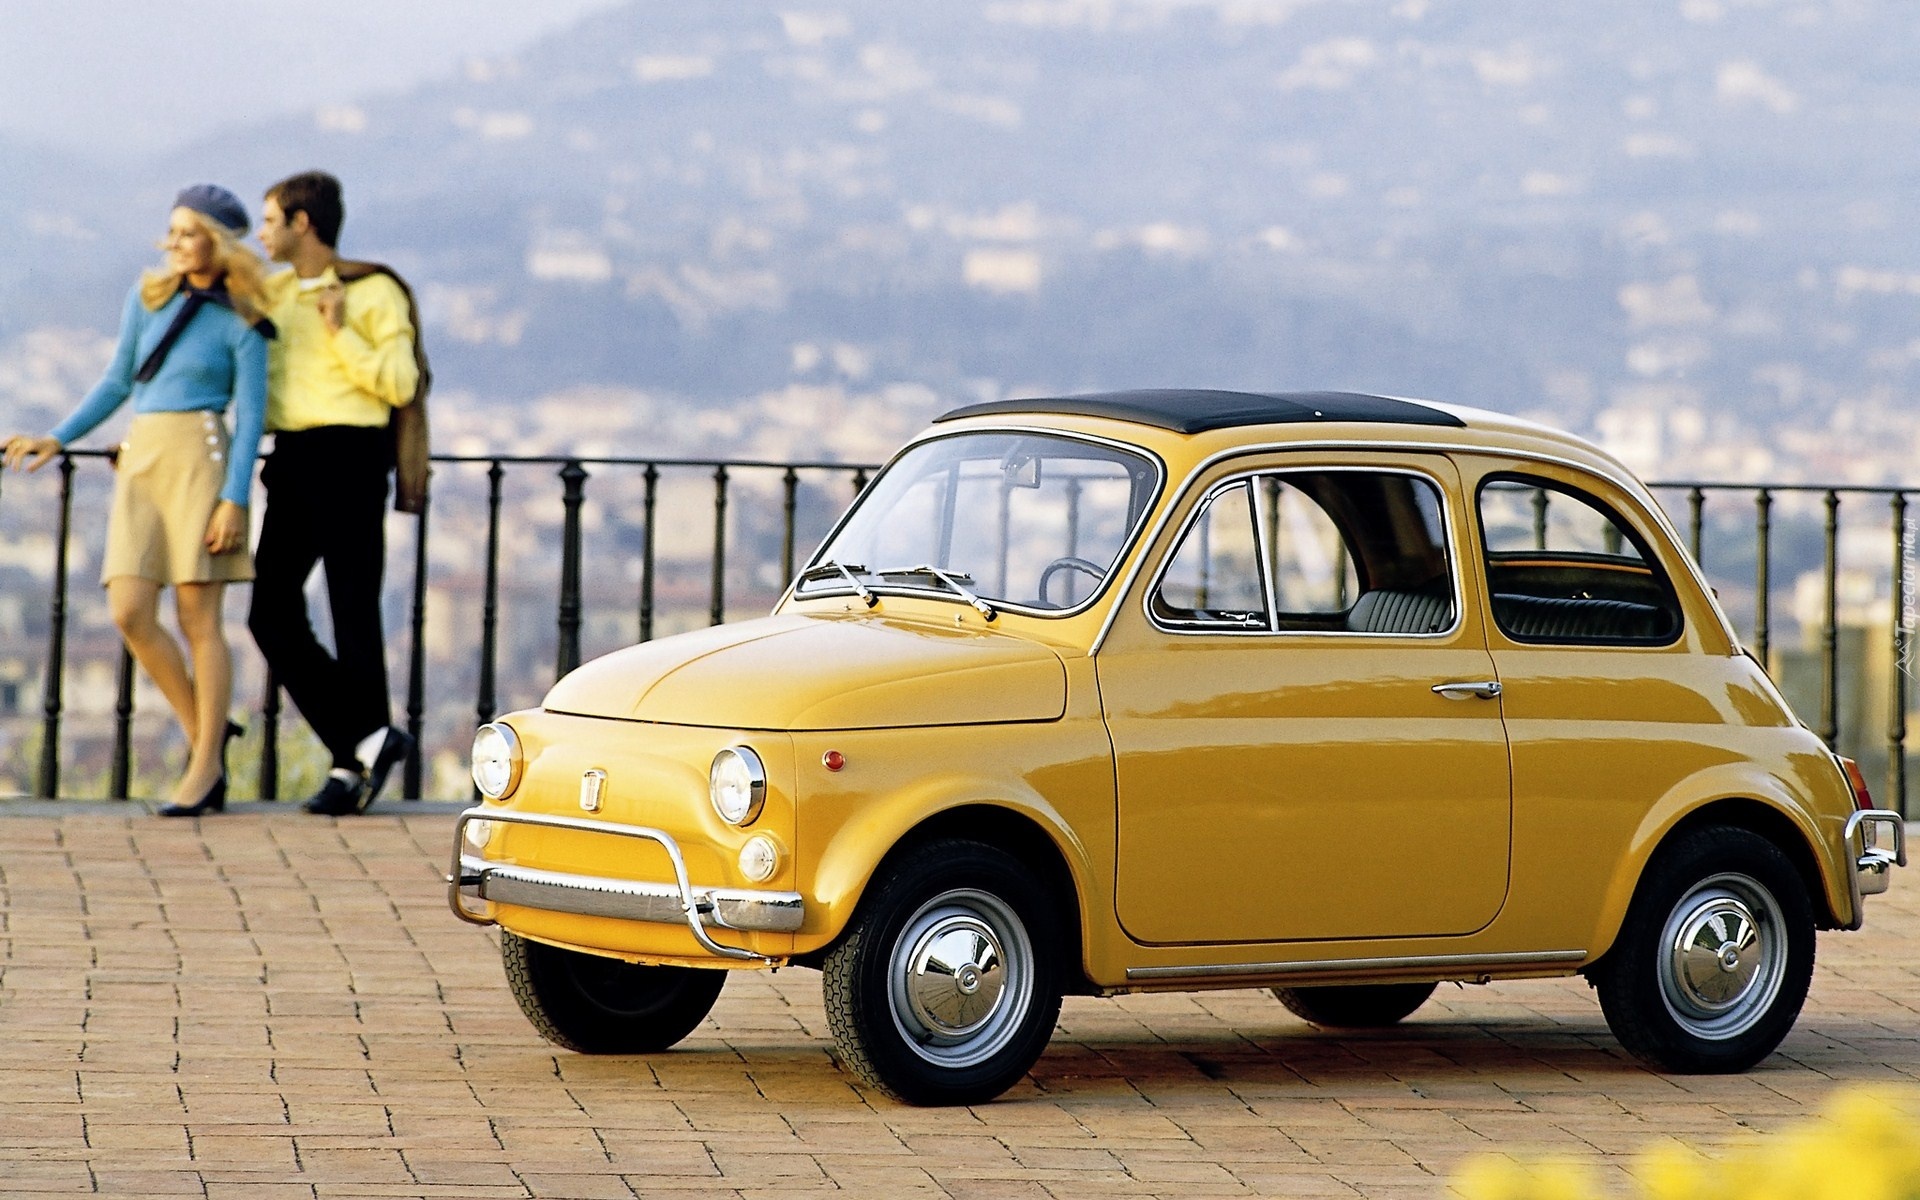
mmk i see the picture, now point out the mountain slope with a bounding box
[5,0,1920,473]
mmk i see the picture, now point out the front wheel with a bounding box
[823,838,1064,1105]
[1273,981,1436,1028]
[1594,826,1814,1073]
[501,932,726,1054]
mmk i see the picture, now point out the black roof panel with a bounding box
[934,389,1466,434]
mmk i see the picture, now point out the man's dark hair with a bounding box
[266,171,345,248]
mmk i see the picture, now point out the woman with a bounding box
[4,185,270,816]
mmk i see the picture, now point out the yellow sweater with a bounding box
[262,266,419,432]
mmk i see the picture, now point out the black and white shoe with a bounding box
[355,726,414,807]
[304,770,368,816]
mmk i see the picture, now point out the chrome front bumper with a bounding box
[447,807,803,964]
[1846,809,1907,902]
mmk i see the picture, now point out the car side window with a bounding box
[1152,481,1269,629]
[1263,471,1456,635]
[1152,468,1458,636]
[1258,476,1359,620]
[1477,475,1683,644]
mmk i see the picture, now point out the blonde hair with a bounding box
[139,208,270,323]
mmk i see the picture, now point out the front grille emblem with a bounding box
[579,769,606,812]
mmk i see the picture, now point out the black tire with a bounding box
[501,932,726,1054]
[1594,826,1815,1073]
[822,838,1065,1106]
[1272,982,1437,1028]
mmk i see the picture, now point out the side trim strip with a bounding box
[1124,949,1587,982]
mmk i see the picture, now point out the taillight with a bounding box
[1839,756,1874,811]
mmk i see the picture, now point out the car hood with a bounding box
[542,612,1068,730]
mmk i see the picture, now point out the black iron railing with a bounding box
[1651,482,1912,813]
[2,453,1913,814]
[7,449,871,803]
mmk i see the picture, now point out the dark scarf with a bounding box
[132,275,276,384]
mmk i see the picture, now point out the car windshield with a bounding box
[799,431,1160,613]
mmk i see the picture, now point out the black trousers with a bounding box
[247,426,394,771]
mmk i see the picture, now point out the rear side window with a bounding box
[1477,476,1683,644]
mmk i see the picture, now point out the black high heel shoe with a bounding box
[158,773,226,818]
[222,720,244,776]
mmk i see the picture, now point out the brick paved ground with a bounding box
[0,802,1915,1200]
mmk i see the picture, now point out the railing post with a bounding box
[474,461,504,804]
[35,454,75,799]
[556,460,588,679]
[1687,486,1705,564]
[403,496,430,800]
[639,463,658,643]
[710,464,729,626]
[851,467,868,501]
[1892,491,1910,816]
[260,673,280,801]
[1754,488,1772,671]
[995,478,1012,597]
[110,647,135,800]
[1065,476,1084,563]
[477,461,504,729]
[780,466,800,586]
[1531,487,1548,550]
[1821,490,1841,749]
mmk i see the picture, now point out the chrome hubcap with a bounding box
[1674,900,1759,1006]
[1658,873,1786,1040]
[887,889,1033,1068]
[905,918,1005,1035]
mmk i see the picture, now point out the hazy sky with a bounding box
[0,0,624,160]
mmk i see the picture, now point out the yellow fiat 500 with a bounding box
[452,389,1905,1106]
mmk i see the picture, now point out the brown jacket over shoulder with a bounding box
[336,260,431,514]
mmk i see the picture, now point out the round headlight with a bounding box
[471,723,523,801]
[738,835,781,883]
[709,746,767,826]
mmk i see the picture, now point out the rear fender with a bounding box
[1586,764,1851,961]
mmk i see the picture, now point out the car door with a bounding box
[1099,453,1513,945]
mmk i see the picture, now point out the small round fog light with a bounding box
[738,835,780,883]
[463,818,493,853]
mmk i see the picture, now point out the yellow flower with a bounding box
[1451,1085,1920,1200]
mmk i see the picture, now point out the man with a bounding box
[249,171,416,815]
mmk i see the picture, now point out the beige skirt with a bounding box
[102,411,253,586]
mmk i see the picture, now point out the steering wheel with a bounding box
[1037,556,1107,607]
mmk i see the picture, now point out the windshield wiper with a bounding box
[872,564,997,621]
[797,560,877,607]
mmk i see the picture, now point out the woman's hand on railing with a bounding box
[2,434,62,472]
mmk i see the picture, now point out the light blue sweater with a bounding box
[52,283,268,507]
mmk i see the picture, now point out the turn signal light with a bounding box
[1839,756,1873,811]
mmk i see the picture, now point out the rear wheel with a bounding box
[823,838,1064,1105]
[1272,982,1437,1028]
[1594,826,1814,1073]
[501,932,726,1054]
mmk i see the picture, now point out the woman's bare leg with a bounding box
[172,582,230,804]
[107,576,198,736]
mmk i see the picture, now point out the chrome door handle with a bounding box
[1432,680,1502,700]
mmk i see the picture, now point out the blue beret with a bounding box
[174,184,249,235]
